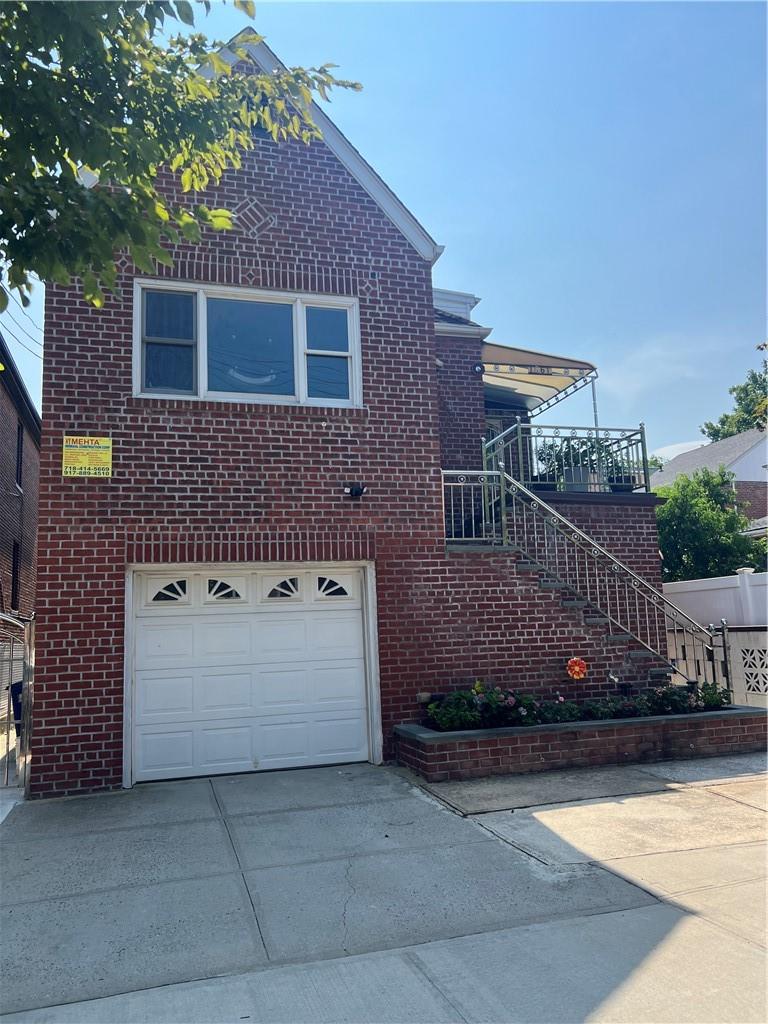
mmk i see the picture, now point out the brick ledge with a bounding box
[395,706,766,744]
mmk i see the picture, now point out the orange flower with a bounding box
[566,657,588,680]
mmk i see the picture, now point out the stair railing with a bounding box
[474,450,723,685]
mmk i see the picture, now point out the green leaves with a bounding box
[0,0,361,308]
[656,467,764,582]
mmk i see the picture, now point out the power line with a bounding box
[1,306,42,347]
[0,324,42,360]
[8,289,41,331]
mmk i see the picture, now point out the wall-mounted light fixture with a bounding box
[472,363,484,375]
[343,483,368,499]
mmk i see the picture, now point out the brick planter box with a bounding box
[394,707,767,782]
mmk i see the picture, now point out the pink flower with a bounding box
[558,696,565,703]
[506,696,516,706]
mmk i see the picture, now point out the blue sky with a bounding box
[3,1,765,455]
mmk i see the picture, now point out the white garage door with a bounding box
[131,568,369,782]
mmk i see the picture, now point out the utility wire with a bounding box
[1,306,42,347]
[0,324,43,360]
[8,289,41,331]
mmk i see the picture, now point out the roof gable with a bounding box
[220,38,442,264]
[650,428,766,488]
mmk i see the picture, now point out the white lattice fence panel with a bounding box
[729,630,768,708]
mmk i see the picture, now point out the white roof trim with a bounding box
[435,322,492,340]
[219,37,443,264]
[433,288,481,319]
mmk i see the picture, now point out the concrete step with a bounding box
[629,649,654,660]
[561,598,588,608]
[648,667,675,679]
[605,632,634,643]
[515,561,540,571]
[539,580,568,589]
[584,615,609,625]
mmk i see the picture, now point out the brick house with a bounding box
[0,332,40,619]
[31,40,717,798]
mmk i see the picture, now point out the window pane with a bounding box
[144,342,195,393]
[145,290,195,340]
[207,299,295,395]
[306,306,349,352]
[307,355,350,400]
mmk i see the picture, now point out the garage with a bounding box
[129,566,373,782]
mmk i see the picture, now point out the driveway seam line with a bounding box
[402,950,471,1023]
[208,779,271,963]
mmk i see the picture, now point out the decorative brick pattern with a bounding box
[395,709,768,782]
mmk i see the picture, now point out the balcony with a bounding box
[484,421,650,495]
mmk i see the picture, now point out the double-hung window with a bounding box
[135,281,361,407]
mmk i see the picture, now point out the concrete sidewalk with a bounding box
[1,755,766,1023]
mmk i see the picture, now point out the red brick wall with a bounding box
[436,334,486,469]
[35,134,441,796]
[542,495,664,585]
[736,480,768,520]
[396,709,767,781]
[0,383,39,617]
[34,132,668,796]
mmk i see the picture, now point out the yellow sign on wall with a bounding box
[62,436,113,478]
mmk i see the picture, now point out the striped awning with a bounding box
[482,343,597,413]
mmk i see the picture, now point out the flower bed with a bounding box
[425,681,731,733]
[395,706,767,783]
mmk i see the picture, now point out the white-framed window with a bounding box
[133,279,362,408]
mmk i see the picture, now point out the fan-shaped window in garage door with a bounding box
[207,579,243,601]
[267,577,300,599]
[317,576,349,598]
[151,579,188,602]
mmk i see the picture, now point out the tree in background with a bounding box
[656,467,765,582]
[0,1,360,310]
[701,361,767,441]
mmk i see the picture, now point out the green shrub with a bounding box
[427,691,481,731]
[538,697,582,724]
[700,682,731,709]
[645,685,698,716]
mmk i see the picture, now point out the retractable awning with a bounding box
[482,343,597,416]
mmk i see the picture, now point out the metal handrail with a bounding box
[485,420,651,494]
[496,471,720,683]
[484,422,645,450]
[499,471,713,640]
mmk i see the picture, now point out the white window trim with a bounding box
[132,278,363,409]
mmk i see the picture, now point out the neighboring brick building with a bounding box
[32,40,675,797]
[0,332,40,619]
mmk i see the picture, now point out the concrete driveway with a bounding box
[0,754,765,1023]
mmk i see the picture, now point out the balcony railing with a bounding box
[484,422,651,494]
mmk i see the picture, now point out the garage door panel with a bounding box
[136,728,195,777]
[255,667,309,711]
[197,620,252,659]
[199,671,253,713]
[132,567,371,782]
[310,663,365,707]
[135,672,195,719]
[310,714,369,759]
[256,618,308,662]
[307,614,364,660]
[199,725,253,768]
[136,623,196,668]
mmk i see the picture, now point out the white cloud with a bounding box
[652,440,707,461]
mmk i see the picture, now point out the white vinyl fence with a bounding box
[663,568,767,628]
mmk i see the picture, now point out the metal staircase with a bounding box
[441,462,728,689]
